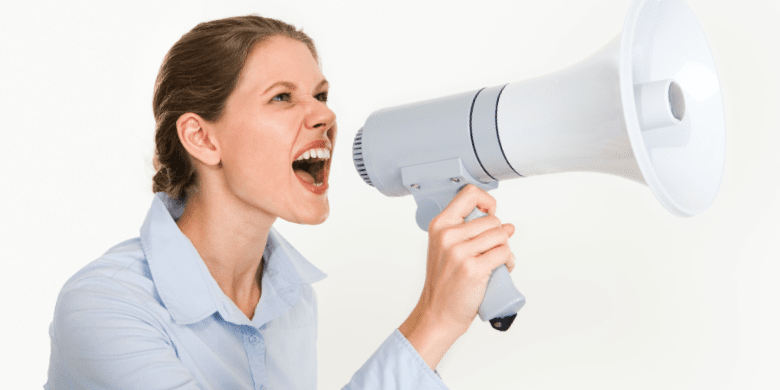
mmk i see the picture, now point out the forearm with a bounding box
[342,325,449,389]
[398,305,465,371]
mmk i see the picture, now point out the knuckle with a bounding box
[486,192,496,204]
[440,228,458,247]
[486,215,502,228]
[465,183,481,194]
[481,227,503,245]
[429,214,446,232]
[449,243,468,261]
[467,186,485,200]
[488,223,509,240]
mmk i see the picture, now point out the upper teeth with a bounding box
[295,148,331,161]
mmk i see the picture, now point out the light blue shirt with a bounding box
[46,192,448,389]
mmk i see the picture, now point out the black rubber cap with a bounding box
[489,314,517,331]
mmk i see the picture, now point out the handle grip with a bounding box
[465,208,526,331]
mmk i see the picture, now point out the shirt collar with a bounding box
[139,192,327,327]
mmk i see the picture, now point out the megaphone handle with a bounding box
[400,158,524,330]
[465,208,527,331]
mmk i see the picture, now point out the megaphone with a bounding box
[352,0,724,331]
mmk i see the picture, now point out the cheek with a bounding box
[222,126,290,188]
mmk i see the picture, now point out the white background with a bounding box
[1,0,778,388]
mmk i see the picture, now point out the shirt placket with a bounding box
[242,325,269,390]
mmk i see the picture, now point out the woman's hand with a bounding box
[399,184,515,370]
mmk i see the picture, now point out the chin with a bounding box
[288,204,330,225]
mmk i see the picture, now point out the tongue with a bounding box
[295,169,316,184]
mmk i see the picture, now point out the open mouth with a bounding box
[292,140,332,196]
[293,157,327,186]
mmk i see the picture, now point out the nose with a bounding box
[305,99,336,132]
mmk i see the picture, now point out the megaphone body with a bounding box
[353,0,725,331]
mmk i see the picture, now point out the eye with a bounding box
[271,92,291,102]
[315,91,329,103]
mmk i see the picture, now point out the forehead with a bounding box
[237,35,323,94]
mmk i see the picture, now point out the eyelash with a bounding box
[272,92,291,102]
[271,92,329,103]
[316,92,329,103]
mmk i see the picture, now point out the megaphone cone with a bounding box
[495,0,724,217]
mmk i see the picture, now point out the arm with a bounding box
[342,185,515,389]
[46,276,201,390]
[403,184,516,370]
[341,329,448,390]
[397,304,462,372]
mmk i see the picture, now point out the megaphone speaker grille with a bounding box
[352,128,374,187]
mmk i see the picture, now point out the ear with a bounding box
[177,113,221,167]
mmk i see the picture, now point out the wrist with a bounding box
[399,309,465,370]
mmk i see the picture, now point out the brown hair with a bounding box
[152,15,318,200]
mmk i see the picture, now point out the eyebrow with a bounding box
[263,79,329,94]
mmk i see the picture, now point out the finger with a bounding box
[503,223,515,238]
[438,184,497,225]
[476,243,513,273]
[444,214,503,243]
[441,219,513,248]
[465,225,511,256]
[506,253,516,273]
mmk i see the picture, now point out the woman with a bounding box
[45,15,515,389]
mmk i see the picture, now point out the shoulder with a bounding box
[47,240,201,388]
[52,237,164,337]
[59,237,155,297]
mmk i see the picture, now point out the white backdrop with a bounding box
[2,0,778,388]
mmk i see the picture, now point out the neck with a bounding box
[176,187,276,320]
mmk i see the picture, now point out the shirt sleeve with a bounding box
[342,329,449,390]
[46,276,201,390]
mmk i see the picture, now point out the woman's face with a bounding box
[212,36,336,225]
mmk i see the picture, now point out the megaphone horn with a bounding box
[353,0,725,331]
